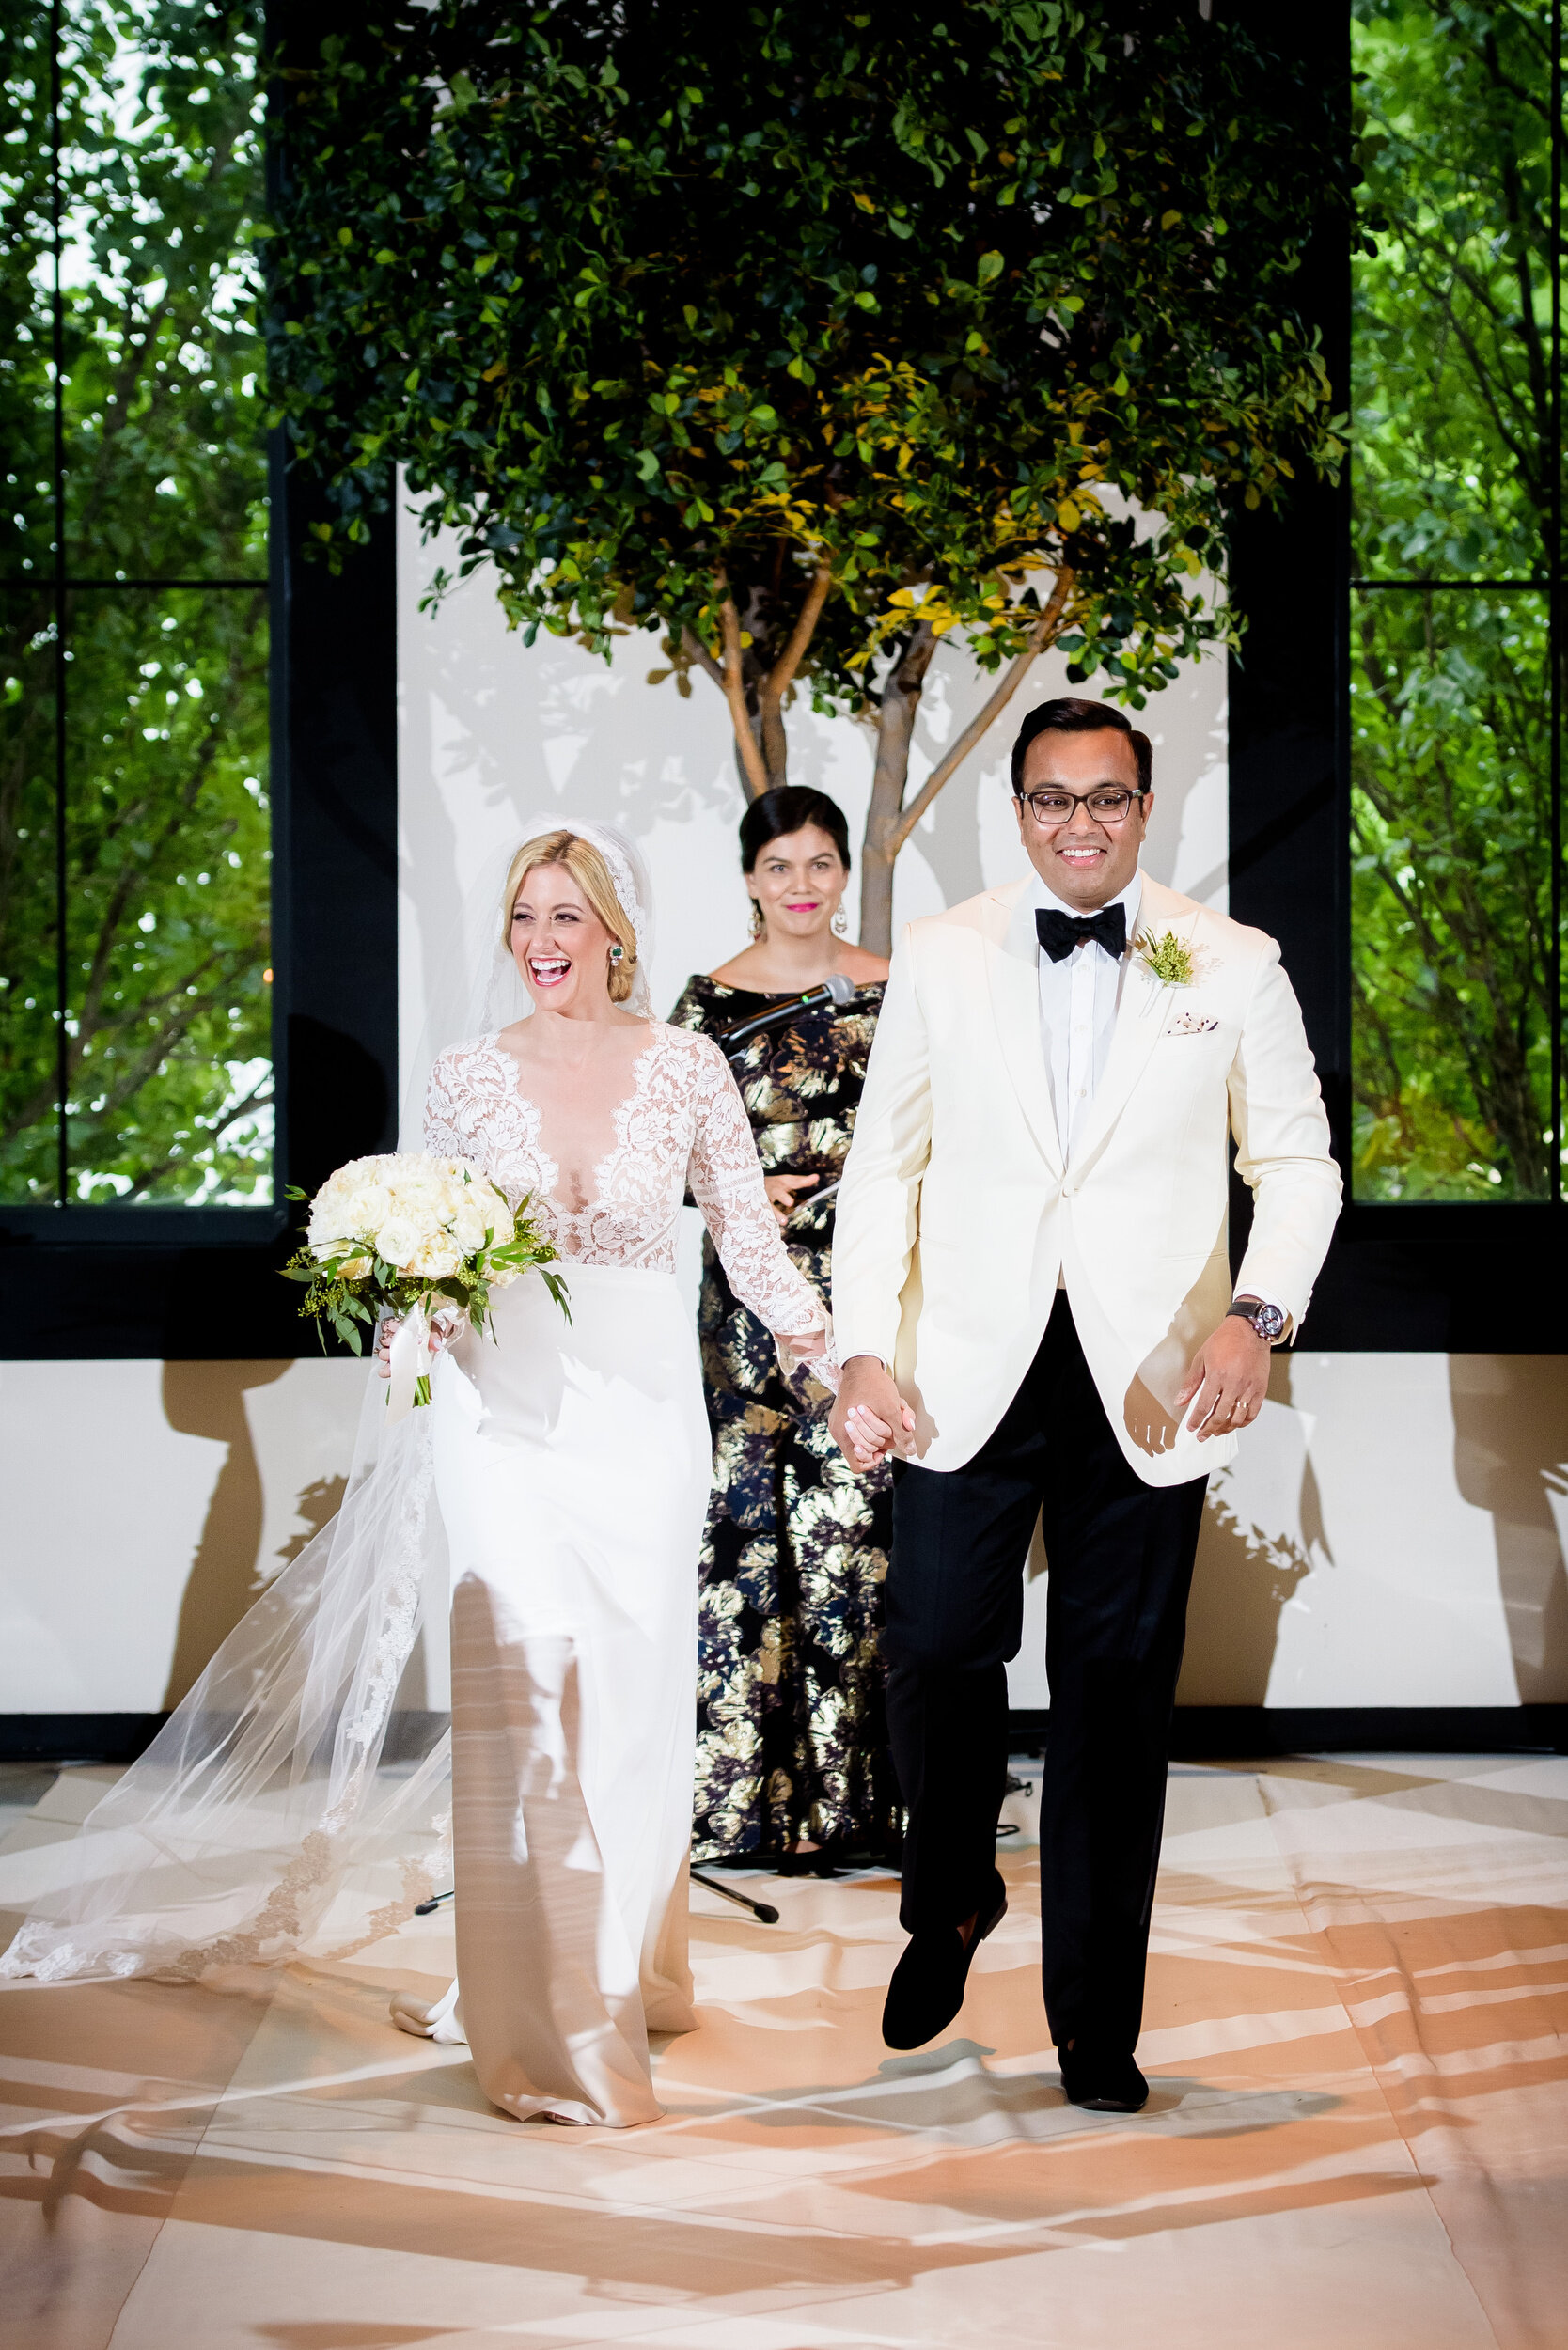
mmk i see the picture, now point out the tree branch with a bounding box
[679,623,725,690]
[758,564,832,776]
[889,569,1075,856]
[715,578,772,801]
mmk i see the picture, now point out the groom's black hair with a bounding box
[1011,697,1152,797]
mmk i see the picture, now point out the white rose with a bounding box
[306,1187,356,1246]
[477,1183,514,1242]
[376,1216,419,1270]
[452,1202,488,1252]
[349,1183,391,1232]
[407,1233,463,1279]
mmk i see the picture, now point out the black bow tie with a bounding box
[1035,903,1128,964]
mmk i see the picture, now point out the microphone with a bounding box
[716,971,855,1059]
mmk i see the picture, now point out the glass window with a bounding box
[1,0,270,1209]
[1350,0,1562,1202]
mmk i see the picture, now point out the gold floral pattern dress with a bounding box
[671,974,898,1865]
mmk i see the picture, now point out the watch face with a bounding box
[1254,1304,1286,1340]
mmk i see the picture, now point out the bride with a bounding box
[1,821,851,2130]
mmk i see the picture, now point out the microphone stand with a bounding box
[715,971,855,1062]
[416,1875,780,1926]
[690,1870,780,1924]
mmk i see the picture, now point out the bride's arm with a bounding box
[685,1037,839,1391]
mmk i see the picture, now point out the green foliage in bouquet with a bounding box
[280,1152,571,1371]
[282,1201,569,1355]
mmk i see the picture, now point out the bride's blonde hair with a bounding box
[502,830,639,1006]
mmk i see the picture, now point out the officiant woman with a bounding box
[671,787,898,1872]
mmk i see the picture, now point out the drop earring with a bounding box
[749,899,764,939]
[832,905,850,937]
[609,943,624,962]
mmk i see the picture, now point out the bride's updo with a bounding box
[502,829,640,1006]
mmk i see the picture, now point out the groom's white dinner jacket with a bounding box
[832,870,1341,1485]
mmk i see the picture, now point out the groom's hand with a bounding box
[1175,1316,1270,1440]
[829,1355,916,1472]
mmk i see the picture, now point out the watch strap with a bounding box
[1228,1296,1286,1341]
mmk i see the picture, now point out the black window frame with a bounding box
[1229,0,1568,1351]
[0,6,398,1358]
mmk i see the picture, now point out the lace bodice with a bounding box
[425,1025,829,1345]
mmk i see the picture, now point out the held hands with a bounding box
[763,1172,819,1229]
[828,1355,917,1472]
[1174,1314,1271,1439]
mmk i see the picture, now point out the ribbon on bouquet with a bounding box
[385,1299,435,1423]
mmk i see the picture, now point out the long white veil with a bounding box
[0,821,655,1985]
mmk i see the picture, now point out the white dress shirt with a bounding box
[1029,869,1143,1159]
[1029,865,1285,1336]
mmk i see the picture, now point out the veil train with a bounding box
[0,821,655,1984]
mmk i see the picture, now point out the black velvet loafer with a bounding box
[1058,2043,1149,2113]
[882,1877,1008,2051]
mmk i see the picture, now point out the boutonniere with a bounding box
[1136,928,1196,987]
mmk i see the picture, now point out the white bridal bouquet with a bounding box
[284,1152,569,1414]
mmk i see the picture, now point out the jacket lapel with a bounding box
[986,882,1063,1176]
[1070,876,1199,1169]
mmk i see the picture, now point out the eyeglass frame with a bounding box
[1012,783,1151,828]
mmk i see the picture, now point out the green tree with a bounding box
[270,0,1343,950]
[0,0,272,1205]
[1351,0,1560,1200]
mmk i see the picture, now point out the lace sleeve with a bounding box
[685,1035,839,1387]
[423,1051,465,1157]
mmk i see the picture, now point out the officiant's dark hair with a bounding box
[739,786,853,872]
[1011,697,1152,797]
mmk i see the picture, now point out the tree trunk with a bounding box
[760,697,787,790]
[857,571,1075,954]
[701,562,833,801]
[858,625,937,955]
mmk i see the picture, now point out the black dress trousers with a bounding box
[886,1291,1207,2058]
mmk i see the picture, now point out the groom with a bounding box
[829,697,1340,2111]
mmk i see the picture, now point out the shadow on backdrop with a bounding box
[160,1359,292,1707]
[1449,1355,1568,1704]
[1178,1355,1328,1705]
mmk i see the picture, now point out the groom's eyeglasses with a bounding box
[1015,786,1147,827]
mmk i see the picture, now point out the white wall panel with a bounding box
[2,520,1562,1720]
[0,1358,365,1712]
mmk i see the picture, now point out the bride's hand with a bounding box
[375,1307,466,1378]
[763,1172,819,1228]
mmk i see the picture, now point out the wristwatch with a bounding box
[1227,1295,1287,1345]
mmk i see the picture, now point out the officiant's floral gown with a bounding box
[671,976,897,1865]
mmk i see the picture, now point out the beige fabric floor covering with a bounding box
[0,1752,1561,2350]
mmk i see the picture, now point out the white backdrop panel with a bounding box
[1,522,1562,1719]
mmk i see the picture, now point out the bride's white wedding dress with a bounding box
[0,822,832,2131]
[416,1022,828,2124]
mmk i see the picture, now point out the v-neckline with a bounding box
[486,1026,661,1218]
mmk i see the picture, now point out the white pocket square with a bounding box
[1165,1012,1218,1037]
